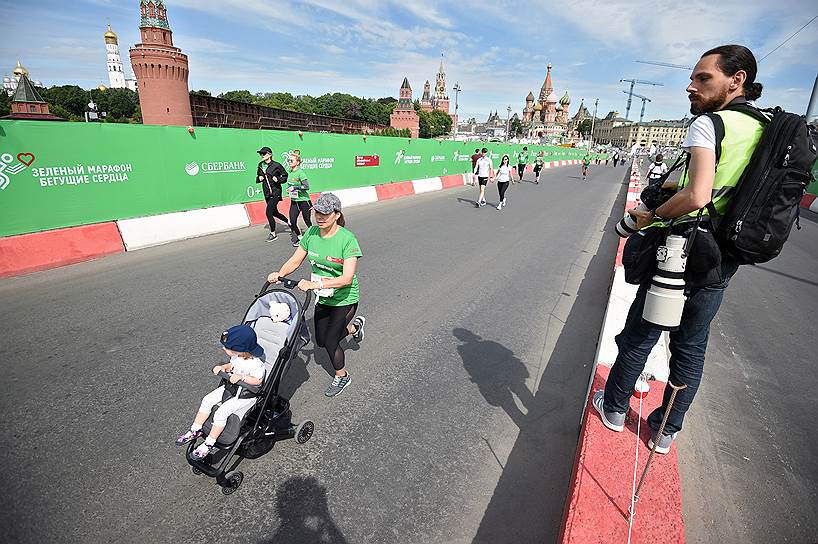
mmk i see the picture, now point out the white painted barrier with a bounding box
[332,186,379,208]
[117,204,250,250]
[412,177,443,194]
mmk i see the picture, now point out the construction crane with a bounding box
[636,60,694,70]
[622,90,651,124]
[620,79,663,120]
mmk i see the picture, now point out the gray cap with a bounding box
[313,192,342,214]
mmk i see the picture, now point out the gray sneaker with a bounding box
[325,373,351,397]
[266,233,278,242]
[592,391,625,432]
[648,430,678,454]
[351,316,365,342]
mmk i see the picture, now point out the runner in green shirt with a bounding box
[515,146,530,183]
[286,153,313,247]
[267,192,365,398]
[582,155,591,182]
[533,151,545,184]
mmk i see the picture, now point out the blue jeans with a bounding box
[603,262,738,435]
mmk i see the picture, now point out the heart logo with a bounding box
[17,153,35,167]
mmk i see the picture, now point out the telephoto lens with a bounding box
[615,202,647,238]
[642,234,688,330]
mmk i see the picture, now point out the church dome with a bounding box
[556,103,563,112]
[526,91,535,102]
[545,91,558,104]
[534,103,543,111]
[104,25,118,43]
[559,91,570,105]
[98,83,108,92]
[12,61,28,78]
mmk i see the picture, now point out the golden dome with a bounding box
[104,25,118,43]
[98,83,108,92]
[534,103,543,111]
[12,60,28,78]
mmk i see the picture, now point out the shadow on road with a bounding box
[468,168,630,543]
[454,328,535,429]
[257,475,348,544]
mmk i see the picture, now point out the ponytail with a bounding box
[336,212,346,227]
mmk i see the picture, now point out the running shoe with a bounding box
[292,239,300,247]
[592,391,625,432]
[648,430,678,454]
[502,198,507,207]
[325,373,351,397]
[496,203,502,210]
[176,429,202,445]
[191,443,214,460]
[266,233,278,242]
[479,200,486,207]
[351,316,366,342]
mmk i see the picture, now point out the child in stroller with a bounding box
[177,303,291,460]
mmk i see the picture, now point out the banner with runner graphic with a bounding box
[0,120,595,237]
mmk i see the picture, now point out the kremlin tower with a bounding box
[104,25,137,91]
[129,0,192,126]
[420,80,433,112]
[389,77,420,138]
[433,57,450,115]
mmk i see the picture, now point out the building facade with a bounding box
[2,73,64,121]
[104,25,138,91]
[129,0,192,126]
[593,111,690,148]
[389,77,420,138]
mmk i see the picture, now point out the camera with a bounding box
[614,184,675,238]
[642,234,688,330]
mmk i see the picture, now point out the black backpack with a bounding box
[707,104,817,264]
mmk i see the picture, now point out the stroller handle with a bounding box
[258,277,314,307]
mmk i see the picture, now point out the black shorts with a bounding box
[478,176,489,186]
[518,164,526,175]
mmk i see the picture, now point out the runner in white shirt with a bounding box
[473,147,494,207]
[494,154,513,210]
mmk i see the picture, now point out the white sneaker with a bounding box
[496,203,502,210]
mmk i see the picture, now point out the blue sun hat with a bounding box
[220,325,264,358]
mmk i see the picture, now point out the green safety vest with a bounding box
[650,109,765,227]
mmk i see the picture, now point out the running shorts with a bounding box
[478,176,489,186]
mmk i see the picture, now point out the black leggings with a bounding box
[289,201,313,236]
[498,181,509,201]
[265,197,289,234]
[517,164,526,180]
[314,303,358,371]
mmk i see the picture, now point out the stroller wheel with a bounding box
[191,466,203,476]
[221,471,243,495]
[295,421,314,444]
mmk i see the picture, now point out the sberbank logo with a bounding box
[184,160,247,176]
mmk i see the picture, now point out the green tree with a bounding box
[420,109,452,138]
[218,90,255,103]
[190,89,211,96]
[39,85,88,119]
[510,116,523,137]
[0,91,9,117]
[577,118,593,136]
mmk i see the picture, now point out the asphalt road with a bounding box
[0,162,628,544]
[678,207,818,543]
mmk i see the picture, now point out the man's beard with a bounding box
[689,87,728,115]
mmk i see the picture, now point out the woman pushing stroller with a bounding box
[267,193,365,398]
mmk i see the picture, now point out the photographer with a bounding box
[593,45,767,454]
[646,154,669,186]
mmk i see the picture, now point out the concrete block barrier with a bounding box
[0,222,125,277]
[117,204,250,250]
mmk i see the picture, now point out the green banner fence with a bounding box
[0,121,595,238]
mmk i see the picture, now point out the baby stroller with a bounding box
[186,278,314,495]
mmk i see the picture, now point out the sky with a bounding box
[2,0,816,123]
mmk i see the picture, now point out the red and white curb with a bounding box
[560,161,683,544]
[0,161,585,277]
[802,193,818,213]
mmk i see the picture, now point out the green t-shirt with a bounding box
[287,169,311,202]
[517,150,530,164]
[300,226,363,306]
[583,157,591,166]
